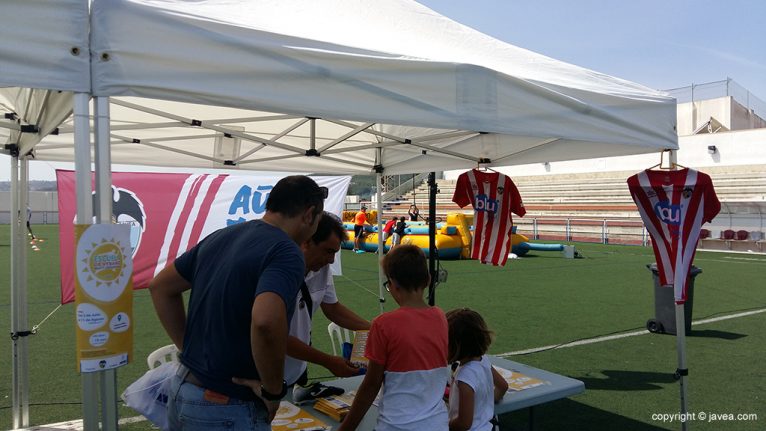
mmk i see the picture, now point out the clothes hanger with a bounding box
[647,149,687,171]
[476,158,499,173]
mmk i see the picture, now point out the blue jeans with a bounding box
[168,365,270,430]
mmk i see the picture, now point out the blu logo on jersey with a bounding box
[475,194,498,214]
[654,201,681,225]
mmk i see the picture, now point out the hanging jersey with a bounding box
[452,169,525,266]
[627,168,720,303]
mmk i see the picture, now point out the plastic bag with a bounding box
[121,361,179,431]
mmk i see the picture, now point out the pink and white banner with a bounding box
[57,170,350,304]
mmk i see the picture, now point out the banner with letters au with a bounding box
[57,170,351,304]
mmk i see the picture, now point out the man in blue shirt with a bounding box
[149,175,328,430]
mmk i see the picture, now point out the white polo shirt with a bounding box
[284,265,338,385]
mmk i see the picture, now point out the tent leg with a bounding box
[74,93,100,431]
[9,155,23,429]
[10,154,31,430]
[376,163,385,313]
[94,96,119,431]
[19,157,30,427]
[675,303,689,431]
[427,172,436,306]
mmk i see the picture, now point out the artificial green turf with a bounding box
[1,226,764,429]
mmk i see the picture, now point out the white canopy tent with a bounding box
[2,0,678,429]
[14,0,677,172]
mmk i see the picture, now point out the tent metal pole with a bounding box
[427,172,437,306]
[9,154,22,429]
[310,118,316,151]
[19,157,30,427]
[74,93,99,431]
[675,304,689,431]
[669,148,689,431]
[376,151,385,313]
[94,96,119,431]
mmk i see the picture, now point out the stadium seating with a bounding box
[722,229,736,240]
[378,166,766,248]
[736,230,749,240]
[700,229,711,239]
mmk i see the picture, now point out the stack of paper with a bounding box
[350,331,369,368]
[271,401,330,431]
[314,391,356,422]
[494,366,547,391]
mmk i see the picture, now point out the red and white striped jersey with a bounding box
[627,168,720,303]
[452,169,525,266]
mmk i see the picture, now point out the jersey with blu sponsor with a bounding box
[452,169,525,266]
[627,168,720,303]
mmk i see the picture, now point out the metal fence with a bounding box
[0,211,59,225]
[514,217,648,246]
[665,78,766,120]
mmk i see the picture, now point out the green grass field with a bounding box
[1,225,764,430]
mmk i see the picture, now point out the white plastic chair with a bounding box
[147,344,180,369]
[327,322,352,356]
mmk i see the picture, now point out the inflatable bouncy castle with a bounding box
[341,212,564,259]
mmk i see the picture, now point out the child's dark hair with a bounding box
[399,216,405,222]
[381,244,429,292]
[446,308,493,363]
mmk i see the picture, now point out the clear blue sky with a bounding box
[3,0,764,181]
[418,0,766,97]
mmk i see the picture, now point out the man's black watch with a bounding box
[260,380,288,401]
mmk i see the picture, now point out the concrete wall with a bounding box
[676,96,766,136]
[0,191,59,224]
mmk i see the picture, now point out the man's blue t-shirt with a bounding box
[174,220,304,401]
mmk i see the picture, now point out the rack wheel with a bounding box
[646,319,664,333]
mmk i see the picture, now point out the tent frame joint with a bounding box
[20,124,39,134]
[478,157,491,164]
[373,164,384,173]
[305,148,320,157]
[5,143,19,157]
[4,112,18,121]
[223,160,236,166]
[190,119,202,127]
[10,330,35,341]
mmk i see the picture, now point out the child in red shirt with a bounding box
[338,245,448,431]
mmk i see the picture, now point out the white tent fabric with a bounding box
[17,0,676,176]
[0,0,90,93]
[3,0,678,175]
[0,88,74,155]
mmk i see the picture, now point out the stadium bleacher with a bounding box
[378,165,766,250]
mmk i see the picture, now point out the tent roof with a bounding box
[3,0,677,175]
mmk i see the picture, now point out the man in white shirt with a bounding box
[286,212,371,402]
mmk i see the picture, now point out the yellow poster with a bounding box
[75,224,133,372]
[271,402,330,431]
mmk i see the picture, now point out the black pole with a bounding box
[428,172,437,306]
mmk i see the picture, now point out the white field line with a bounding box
[497,308,766,357]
